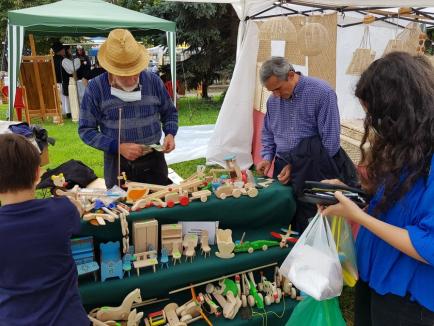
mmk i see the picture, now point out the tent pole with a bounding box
[28,34,47,119]
[29,34,36,55]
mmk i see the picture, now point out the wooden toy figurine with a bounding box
[200,230,211,258]
[89,288,142,322]
[215,229,235,259]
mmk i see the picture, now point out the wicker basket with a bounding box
[259,17,297,44]
[382,38,406,56]
[298,21,330,56]
[346,48,376,75]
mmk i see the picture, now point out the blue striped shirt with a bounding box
[261,75,340,161]
[79,71,178,187]
[79,70,178,155]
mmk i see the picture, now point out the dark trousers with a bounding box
[355,280,434,326]
[120,151,171,186]
[273,157,317,232]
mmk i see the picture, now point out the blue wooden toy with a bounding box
[71,236,99,281]
[100,241,124,282]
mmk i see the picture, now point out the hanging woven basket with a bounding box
[346,48,376,75]
[259,17,297,45]
[346,25,375,75]
[298,21,330,56]
[382,38,406,56]
[397,22,422,55]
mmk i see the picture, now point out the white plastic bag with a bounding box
[280,212,343,300]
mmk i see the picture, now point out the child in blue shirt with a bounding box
[0,134,89,326]
[322,52,434,326]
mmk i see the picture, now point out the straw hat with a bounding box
[98,29,149,76]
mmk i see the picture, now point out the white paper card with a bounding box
[179,221,219,245]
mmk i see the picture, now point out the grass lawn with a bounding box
[0,94,355,325]
[0,96,221,178]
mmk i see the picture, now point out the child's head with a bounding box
[355,52,434,212]
[0,134,40,194]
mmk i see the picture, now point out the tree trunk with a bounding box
[201,80,210,99]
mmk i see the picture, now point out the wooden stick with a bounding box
[169,262,277,294]
[118,108,122,188]
[131,297,170,309]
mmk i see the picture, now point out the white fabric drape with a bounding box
[206,20,259,169]
[7,23,24,121]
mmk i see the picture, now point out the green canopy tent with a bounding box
[7,0,177,120]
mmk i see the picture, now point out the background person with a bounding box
[79,29,178,188]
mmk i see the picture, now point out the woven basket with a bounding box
[382,38,406,56]
[346,48,376,75]
[259,17,297,44]
[298,21,330,56]
[397,22,422,55]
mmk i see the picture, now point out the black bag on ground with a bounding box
[37,159,97,189]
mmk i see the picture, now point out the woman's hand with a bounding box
[321,179,347,187]
[320,191,365,224]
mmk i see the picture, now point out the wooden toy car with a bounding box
[214,184,242,200]
[234,240,280,254]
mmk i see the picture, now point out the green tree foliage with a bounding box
[142,1,238,98]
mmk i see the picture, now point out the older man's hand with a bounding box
[119,143,144,161]
[162,134,175,153]
[277,164,291,185]
[256,160,271,176]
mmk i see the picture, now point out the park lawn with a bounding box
[0,96,221,178]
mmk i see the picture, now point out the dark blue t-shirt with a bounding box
[0,197,89,326]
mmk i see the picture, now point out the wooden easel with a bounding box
[19,34,63,123]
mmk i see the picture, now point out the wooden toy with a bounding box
[214,184,242,200]
[83,213,115,226]
[71,236,99,281]
[201,293,221,316]
[133,251,158,275]
[132,197,167,211]
[90,288,142,322]
[172,242,182,265]
[164,190,189,208]
[163,303,187,326]
[215,229,235,259]
[161,224,183,255]
[160,248,170,269]
[100,241,124,282]
[133,219,158,254]
[127,309,143,326]
[190,189,212,202]
[148,310,166,326]
[184,239,196,263]
[257,178,274,188]
[126,185,149,204]
[234,240,280,254]
[182,233,198,250]
[271,224,299,247]
[205,282,240,320]
[200,230,211,258]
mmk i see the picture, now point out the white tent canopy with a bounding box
[169,1,434,169]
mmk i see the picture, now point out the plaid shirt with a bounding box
[79,71,178,187]
[261,75,340,162]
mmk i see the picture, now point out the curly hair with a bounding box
[355,52,434,214]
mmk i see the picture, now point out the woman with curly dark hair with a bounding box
[322,52,434,326]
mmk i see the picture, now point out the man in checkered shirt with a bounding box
[256,56,340,185]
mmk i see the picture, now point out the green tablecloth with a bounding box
[78,182,297,319]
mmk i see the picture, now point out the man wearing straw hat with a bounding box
[79,29,178,188]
